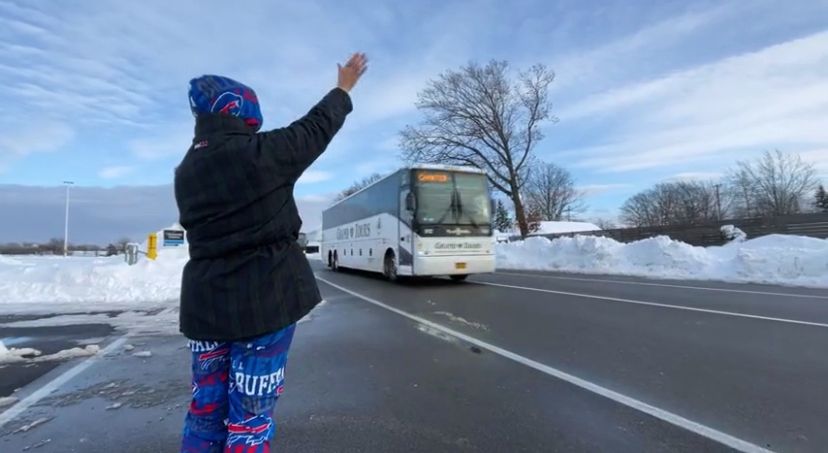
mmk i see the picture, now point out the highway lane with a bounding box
[2,262,824,452]
[314,263,828,452]
[0,283,725,453]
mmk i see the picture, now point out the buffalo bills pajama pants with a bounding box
[181,324,296,453]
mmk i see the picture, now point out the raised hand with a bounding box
[337,52,368,93]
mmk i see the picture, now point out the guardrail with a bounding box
[519,213,828,246]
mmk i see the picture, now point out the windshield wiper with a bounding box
[436,190,458,224]
[454,191,480,229]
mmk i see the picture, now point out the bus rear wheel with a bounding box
[383,251,398,282]
[450,274,468,282]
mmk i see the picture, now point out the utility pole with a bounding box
[714,183,722,222]
[63,181,74,257]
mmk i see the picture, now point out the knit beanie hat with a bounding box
[188,75,263,131]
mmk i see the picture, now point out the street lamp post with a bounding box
[63,181,74,257]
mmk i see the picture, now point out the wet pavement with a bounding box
[1,321,114,397]
[1,265,825,451]
[0,283,727,452]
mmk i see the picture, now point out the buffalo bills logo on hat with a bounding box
[189,75,263,131]
[211,92,244,117]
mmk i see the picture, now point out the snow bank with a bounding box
[497,234,828,288]
[0,249,325,315]
[0,249,188,314]
[0,340,41,363]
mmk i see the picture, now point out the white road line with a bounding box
[475,280,828,329]
[496,271,828,300]
[315,275,772,453]
[0,336,128,428]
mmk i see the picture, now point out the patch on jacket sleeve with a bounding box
[194,140,209,150]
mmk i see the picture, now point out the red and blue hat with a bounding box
[188,75,263,131]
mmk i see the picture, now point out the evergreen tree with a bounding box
[816,184,828,212]
[493,200,513,232]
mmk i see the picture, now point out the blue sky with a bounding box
[0,0,827,237]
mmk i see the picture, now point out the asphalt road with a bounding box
[1,264,826,452]
[0,319,114,397]
[311,264,828,452]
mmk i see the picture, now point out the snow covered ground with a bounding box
[497,234,828,288]
[1,234,825,318]
[0,249,187,314]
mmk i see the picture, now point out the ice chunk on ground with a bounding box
[32,345,99,362]
[0,340,42,364]
[133,351,152,358]
[13,417,50,433]
[721,225,747,242]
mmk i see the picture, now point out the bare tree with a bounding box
[620,181,721,227]
[732,150,817,217]
[526,206,542,233]
[335,173,384,201]
[400,60,557,237]
[46,238,64,255]
[116,237,132,252]
[524,162,584,221]
[592,218,617,230]
[726,167,756,218]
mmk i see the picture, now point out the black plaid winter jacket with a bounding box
[174,88,352,341]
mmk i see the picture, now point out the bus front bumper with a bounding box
[412,254,496,276]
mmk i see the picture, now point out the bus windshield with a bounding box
[415,171,491,226]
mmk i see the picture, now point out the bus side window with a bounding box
[369,249,372,257]
[359,249,363,256]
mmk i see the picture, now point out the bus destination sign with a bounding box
[417,172,449,183]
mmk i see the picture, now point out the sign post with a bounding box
[163,229,185,247]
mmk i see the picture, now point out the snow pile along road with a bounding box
[0,340,40,364]
[496,234,828,288]
[0,249,188,314]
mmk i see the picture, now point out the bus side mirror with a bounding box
[405,192,416,211]
[490,199,496,215]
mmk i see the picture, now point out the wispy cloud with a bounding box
[297,170,333,185]
[799,148,828,179]
[1,0,826,212]
[0,120,74,158]
[563,31,828,173]
[577,184,633,197]
[550,4,733,93]
[98,166,135,179]
[0,120,74,171]
[128,125,192,161]
[668,172,724,182]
